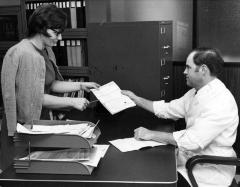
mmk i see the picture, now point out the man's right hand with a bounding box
[121,90,138,102]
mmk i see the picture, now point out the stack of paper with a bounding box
[109,137,166,152]
[19,144,109,168]
[91,81,136,115]
[16,123,97,138]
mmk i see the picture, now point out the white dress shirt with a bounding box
[153,78,239,187]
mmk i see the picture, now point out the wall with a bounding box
[197,0,240,62]
[88,0,193,61]
[0,0,19,6]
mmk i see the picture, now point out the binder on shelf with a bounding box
[66,40,73,66]
[58,40,68,66]
[81,39,87,66]
[82,0,86,27]
[70,1,77,28]
[62,1,72,28]
[71,40,77,66]
[76,0,85,28]
[76,40,82,66]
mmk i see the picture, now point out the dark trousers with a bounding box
[178,172,191,187]
[0,115,15,171]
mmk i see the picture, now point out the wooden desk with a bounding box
[0,106,177,187]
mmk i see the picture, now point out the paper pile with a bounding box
[17,123,97,138]
[19,145,109,168]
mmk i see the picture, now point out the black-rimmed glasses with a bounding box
[50,28,62,37]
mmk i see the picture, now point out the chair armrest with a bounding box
[186,155,240,187]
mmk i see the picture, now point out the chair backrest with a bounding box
[233,124,240,173]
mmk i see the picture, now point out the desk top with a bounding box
[0,145,176,184]
[0,106,177,186]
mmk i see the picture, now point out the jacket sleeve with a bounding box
[1,49,18,136]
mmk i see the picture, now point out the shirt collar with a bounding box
[195,78,221,97]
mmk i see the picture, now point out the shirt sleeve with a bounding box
[173,96,238,151]
[153,93,190,120]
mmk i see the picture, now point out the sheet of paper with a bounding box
[19,148,90,161]
[79,144,109,167]
[91,81,136,115]
[16,123,96,138]
[109,137,166,152]
[19,144,110,168]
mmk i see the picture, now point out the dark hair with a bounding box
[27,4,67,37]
[192,47,224,77]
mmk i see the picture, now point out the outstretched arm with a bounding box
[51,80,100,93]
[122,90,154,113]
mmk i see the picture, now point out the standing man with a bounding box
[122,48,239,186]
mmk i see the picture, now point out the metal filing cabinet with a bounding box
[88,21,172,101]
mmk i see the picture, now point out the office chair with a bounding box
[186,155,240,187]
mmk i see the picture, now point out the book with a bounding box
[62,1,72,28]
[76,0,85,28]
[58,40,68,66]
[82,0,86,27]
[81,39,87,66]
[71,40,77,66]
[70,1,77,28]
[90,81,136,115]
[76,40,82,66]
[66,40,72,66]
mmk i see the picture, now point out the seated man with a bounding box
[122,48,239,187]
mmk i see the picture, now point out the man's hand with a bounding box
[134,127,153,141]
[121,90,138,102]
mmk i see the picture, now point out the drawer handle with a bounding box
[161,90,166,97]
[162,45,170,49]
[161,59,166,66]
[163,76,170,80]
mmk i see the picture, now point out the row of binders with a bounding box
[52,39,87,67]
[25,0,86,28]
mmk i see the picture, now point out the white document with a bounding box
[109,137,166,152]
[19,148,90,161]
[91,81,136,115]
[79,144,109,167]
[19,144,110,168]
[16,123,96,138]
